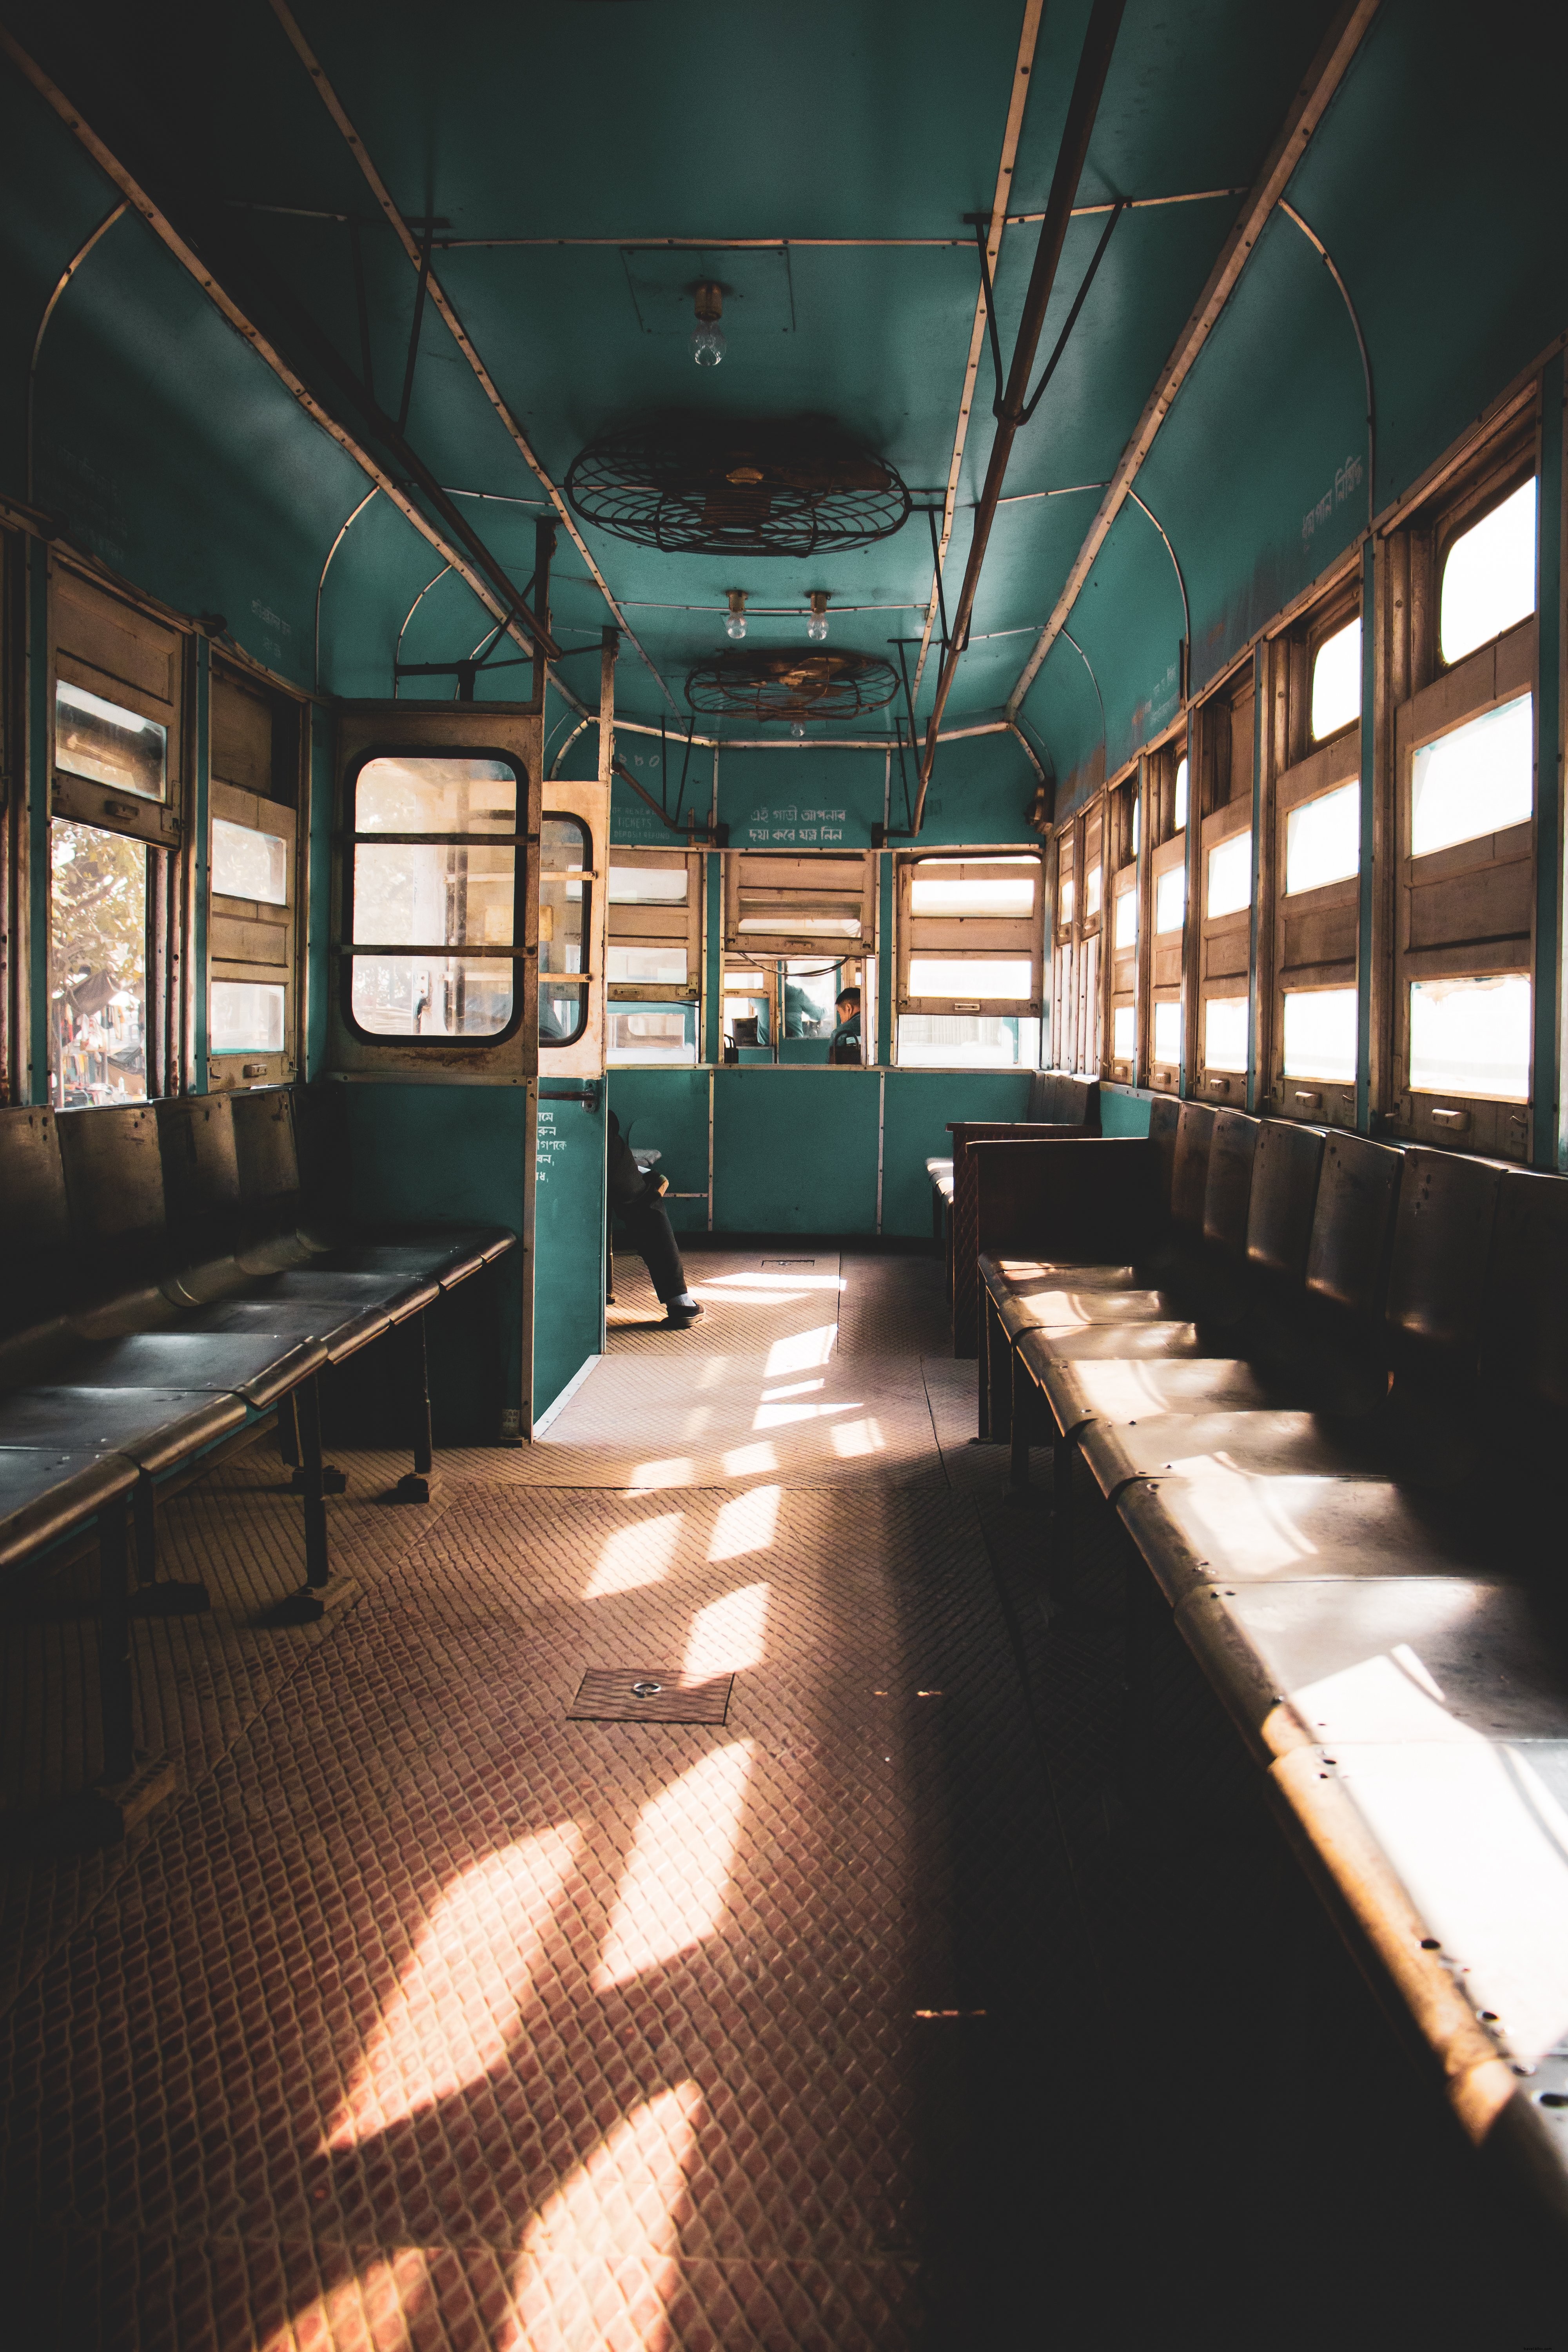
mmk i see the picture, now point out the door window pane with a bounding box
[1440,479,1537,665]
[350,956,514,1038]
[355,756,516,833]
[1152,999,1182,1064]
[1282,987,1358,1083]
[907,956,1034,1000]
[211,980,285,1054]
[910,862,1036,916]
[539,813,591,977]
[1113,882,1137,947]
[540,982,588,1046]
[49,819,147,1107]
[55,681,166,803]
[1286,782,1360,894]
[1207,831,1252,918]
[212,815,288,905]
[354,843,515,947]
[1410,694,1533,858]
[608,864,687,903]
[1311,618,1361,740]
[1204,995,1249,1073]
[1112,1004,1135,1059]
[1410,973,1530,1100]
[897,1015,1040,1067]
[607,944,687,985]
[1154,866,1185,934]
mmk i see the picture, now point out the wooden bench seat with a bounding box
[956,1105,1568,2235]
[945,1071,1101,1350]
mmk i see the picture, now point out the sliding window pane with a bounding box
[1154,866,1185,934]
[907,956,1034,1000]
[910,863,1035,916]
[1410,973,1530,1100]
[1204,995,1249,1073]
[1286,782,1360,894]
[608,865,687,903]
[897,1015,1040,1067]
[1440,479,1536,665]
[212,815,288,905]
[1310,619,1361,740]
[1282,987,1357,1083]
[607,944,687,985]
[1152,999,1182,1065]
[211,980,285,1054]
[1083,862,1102,918]
[1113,883,1137,947]
[1206,831,1252,918]
[55,681,166,803]
[1410,694,1533,857]
[1112,1004,1135,1060]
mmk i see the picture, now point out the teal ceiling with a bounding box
[2,0,1565,824]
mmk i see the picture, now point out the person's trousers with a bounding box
[612,1195,688,1303]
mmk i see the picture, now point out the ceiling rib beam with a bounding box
[1005,0,1381,721]
[267,0,675,712]
[0,31,559,673]
[909,0,1045,705]
[914,0,1127,829]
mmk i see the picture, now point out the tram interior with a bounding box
[3,1,1568,2344]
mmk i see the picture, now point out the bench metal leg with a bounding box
[1009,1350,1032,1493]
[988,1300,1013,1446]
[127,1476,210,1618]
[98,1496,134,1786]
[277,1390,301,1469]
[1047,1430,1076,1601]
[395,1310,434,1503]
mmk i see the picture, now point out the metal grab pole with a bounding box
[914,0,1126,833]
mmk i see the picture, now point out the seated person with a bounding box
[828,985,862,1065]
[606,1111,703,1329]
[783,974,823,1038]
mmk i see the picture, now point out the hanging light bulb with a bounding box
[806,590,830,644]
[691,281,725,368]
[725,588,748,641]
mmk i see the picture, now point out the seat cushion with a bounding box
[998,1285,1180,1344]
[0,1445,139,1576]
[980,1252,1142,1307]
[1080,1407,1386,1502]
[1116,1471,1497,1607]
[1008,1322,1204,1367]
[1025,1350,1295,1437]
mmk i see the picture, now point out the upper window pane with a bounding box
[1154,865,1185,935]
[1440,479,1537,666]
[1282,987,1357,1083]
[1083,862,1102,918]
[1204,994,1249,1073]
[354,755,516,834]
[1207,831,1252,918]
[212,815,288,905]
[1310,618,1361,740]
[608,864,687,904]
[1172,757,1188,833]
[1059,877,1076,925]
[56,681,166,804]
[908,956,1034,1000]
[1111,1003,1135,1059]
[1113,882,1137,948]
[1286,782,1360,895]
[910,862,1036,917]
[354,843,514,948]
[1411,693,1533,858]
[1152,998,1183,1064]
[1410,973,1530,1101]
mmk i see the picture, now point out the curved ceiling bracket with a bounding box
[28,200,129,502]
[314,485,379,690]
[391,560,454,693]
[1060,626,1107,748]
[1278,198,1375,526]
[1125,485,1191,653]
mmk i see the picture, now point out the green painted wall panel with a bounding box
[608,1068,711,1236]
[712,1069,880,1233]
[879,1071,1033,1238]
[534,1095,606,1421]
[1100,1086,1154,1138]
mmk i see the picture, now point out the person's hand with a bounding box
[649,1172,670,1197]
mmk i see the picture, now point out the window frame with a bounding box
[206,664,299,1091]
[1193,668,1254,1102]
[339,743,530,1051]
[724,848,876,960]
[606,845,703,1006]
[895,845,1043,1070]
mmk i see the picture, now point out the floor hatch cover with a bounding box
[567,1666,735,1723]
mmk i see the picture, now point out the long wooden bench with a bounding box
[0,1085,514,1843]
[965,1108,1568,2237]
[944,1070,1100,1352]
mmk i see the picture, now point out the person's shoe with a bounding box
[663,1297,704,1329]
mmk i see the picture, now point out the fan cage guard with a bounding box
[685,650,900,724]
[566,417,911,556]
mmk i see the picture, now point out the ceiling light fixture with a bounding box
[725,588,748,641]
[691,281,725,368]
[806,590,830,643]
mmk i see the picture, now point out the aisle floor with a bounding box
[0,1249,1086,2351]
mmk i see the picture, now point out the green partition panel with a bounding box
[1100,1086,1154,1137]
[878,1071,1034,1238]
[534,1093,607,1422]
[713,1067,881,1233]
[608,1067,711,1234]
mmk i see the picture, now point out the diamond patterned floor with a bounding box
[4,1252,1562,2348]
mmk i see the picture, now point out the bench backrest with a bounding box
[56,1102,170,1299]
[156,1094,242,1265]
[1245,1120,1325,1290]
[1200,1110,1258,1268]
[0,1107,74,1334]
[1481,1167,1568,1428]
[1303,1131,1402,1327]
[1169,1102,1216,1241]
[231,1087,303,1245]
[1384,1145,1503,1385]
[1027,1071,1101,1126]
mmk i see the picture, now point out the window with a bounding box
[1286,782,1359,894]
[345,753,524,1042]
[607,1001,699,1065]
[211,980,285,1054]
[1112,1004,1135,1060]
[207,668,297,1085]
[1152,998,1182,1067]
[1172,756,1188,833]
[898,852,1042,1066]
[1440,478,1536,666]
[49,819,147,1109]
[51,567,181,849]
[56,681,165,803]
[1059,875,1076,924]
[538,814,592,1046]
[1206,831,1252,918]
[212,815,287,904]
[1310,618,1361,740]
[1409,974,1530,1101]
[1409,695,1532,858]
[1154,865,1185,933]
[607,849,701,1001]
[1113,880,1137,948]
[1083,861,1102,919]
[1204,994,1249,1074]
[1282,987,1357,1084]
[726,851,874,953]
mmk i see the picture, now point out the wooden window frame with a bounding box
[206,664,300,1093]
[606,845,703,1008]
[1193,670,1254,1100]
[724,848,875,961]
